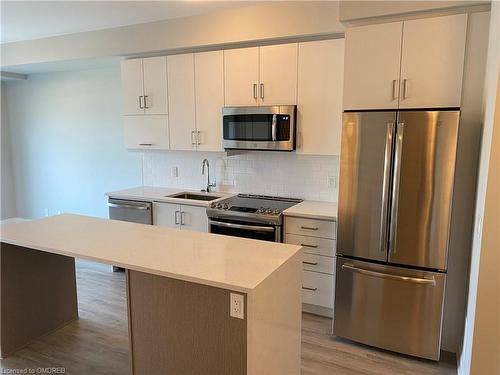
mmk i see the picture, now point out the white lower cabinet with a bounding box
[285,215,336,318]
[153,202,208,232]
[123,115,169,150]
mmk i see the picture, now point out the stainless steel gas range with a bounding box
[206,194,302,242]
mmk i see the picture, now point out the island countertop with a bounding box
[0,214,302,293]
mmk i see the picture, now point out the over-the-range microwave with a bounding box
[222,105,297,151]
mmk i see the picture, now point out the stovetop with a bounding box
[206,194,302,225]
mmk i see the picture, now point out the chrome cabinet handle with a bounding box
[342,264,436,286]
[139,143,153,146]
[108,203,150,210]
[253,84,258,100]
[301,226,318,231]
[144,95,149,109]
[174,210,180,225]
[191,131,196,145]
[392,80,398,101]
[180,211,186,225]
[300,243,318,249]
[197,130,201,145]
[303,261,318,266]
[389,122,404,254]
[380,122,395,253]
[302,286,318,291]
[139,96,144,109]
[260,83,264,100]
[402,79,408,100]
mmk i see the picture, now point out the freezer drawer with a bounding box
[334,257,446,360]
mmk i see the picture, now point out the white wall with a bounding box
[2,66,143,219]
[143,151,339,202]
[1,83,17,219]
[459,1,500,373]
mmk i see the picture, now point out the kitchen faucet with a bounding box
[201,159,216,193]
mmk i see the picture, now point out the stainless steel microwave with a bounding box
[222,105,296,151]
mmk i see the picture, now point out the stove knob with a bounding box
[259,207,266,213]
[216,203,222,209]
[274,208,280,214]
[223,203,229,210]
[266,208,273,214]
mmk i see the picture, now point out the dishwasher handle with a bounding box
[108,202,151,211]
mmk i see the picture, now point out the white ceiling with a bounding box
[0,1,261,44]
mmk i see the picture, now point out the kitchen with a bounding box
[1,1,499,375]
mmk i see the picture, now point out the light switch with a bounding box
[328,176,337,188]
[230,293,244,320]
[171,167,178,178]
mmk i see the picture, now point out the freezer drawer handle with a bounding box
[300,226,318,231]
[342,264,436,286]
[302,286,318,291]
[108,203,150,211]
[300,243,319,249]
[302,261,319,266]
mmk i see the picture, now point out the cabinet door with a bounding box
[167,54,196,151]
[399,14,467,109]
[180,205,208,232]
[121,59,144,115]
[259,43,298,105]
[153,202,181,229]
[143,56,168,114]
[297,39,344,155]
[343,22,403,110]
[224,47,259,106]
[194,51,224,152]
[123,115,170,150]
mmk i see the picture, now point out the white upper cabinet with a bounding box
[224,47,259,106]
[143,57,168,114]
[297,39,344,155]
[167,54,197,151]
[123,115,169,150]
[343,14,467,110]
[121,59,145,115]
[399,14,467,109]
[259,43,298,105]
[343,22,403,110]
[224,44,298,106]
[121,57,168,115]
[194,51,224,152]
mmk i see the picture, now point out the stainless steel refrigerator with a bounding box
[334,110,460,361]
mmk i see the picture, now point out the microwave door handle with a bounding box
[271,114,277,141]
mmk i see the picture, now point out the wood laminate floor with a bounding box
[1,260,457,375]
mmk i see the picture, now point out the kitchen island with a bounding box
[0,214,302,375]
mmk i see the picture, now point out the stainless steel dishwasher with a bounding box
[108,198,153,271]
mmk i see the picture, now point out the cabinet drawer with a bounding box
[285,217,336,239]
[303,253,334,275]
[302,270,334,308]
[285,233,335,257]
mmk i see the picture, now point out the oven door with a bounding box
[222,106,296,151]
[209,219,280,242]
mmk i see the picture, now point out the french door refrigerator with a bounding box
[334,110,460,361]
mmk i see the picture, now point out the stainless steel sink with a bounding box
[167,192,221,201]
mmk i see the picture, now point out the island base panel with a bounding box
[0,243,78,358]
[127,270,247,375]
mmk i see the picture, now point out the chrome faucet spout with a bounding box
[201,159,216,192]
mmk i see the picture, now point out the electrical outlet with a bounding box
[328,176,337,188]
[230,293,244,319]
[171,167,178,178]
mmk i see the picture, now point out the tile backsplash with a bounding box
[142,151,339,202]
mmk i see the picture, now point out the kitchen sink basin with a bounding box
[167,192,221,201]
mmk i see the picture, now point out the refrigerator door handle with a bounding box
[342,264,436,286]
[389,122,405,254]
[380,122,395,253]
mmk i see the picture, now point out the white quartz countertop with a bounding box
[106,186,234,207]
[283,200,338,221]
[0,214,301,293]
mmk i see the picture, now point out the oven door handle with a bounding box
[208,220,275,232]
